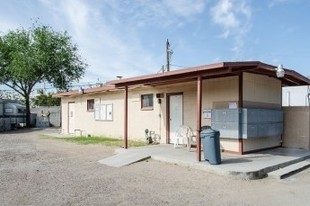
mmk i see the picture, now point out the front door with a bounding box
[168,94,183,144]
[68,102,75,134]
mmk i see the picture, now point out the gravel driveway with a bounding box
[1,128,310,206]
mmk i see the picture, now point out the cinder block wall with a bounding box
[283,107,310,149]
[31,106,61,127]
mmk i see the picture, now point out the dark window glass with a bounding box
[87,99,95,111]
[141,94,153,110]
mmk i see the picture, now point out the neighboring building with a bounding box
[0,99,26,131]
[281,76,310,149]
[30,106,61,128]
[282,85,310,106]
[54,61,310,160]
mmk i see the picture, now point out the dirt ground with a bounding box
[1,129,310,206]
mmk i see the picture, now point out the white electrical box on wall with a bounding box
[202,109,211,119]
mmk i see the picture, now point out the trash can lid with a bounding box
[200,128,219,135]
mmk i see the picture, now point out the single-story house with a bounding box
[54,61,310,161]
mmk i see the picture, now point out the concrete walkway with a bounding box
[98,145,310,180]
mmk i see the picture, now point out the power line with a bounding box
[170,64,187,68]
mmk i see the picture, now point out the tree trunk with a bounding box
[25,94,31,127]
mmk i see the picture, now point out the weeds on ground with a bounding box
[40,135,147,147]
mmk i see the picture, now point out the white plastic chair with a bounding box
[187,130,197,151]
[174,125,195,149]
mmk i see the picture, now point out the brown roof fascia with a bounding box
[53,90,79,98]
[110,61,274,88]
[53,61,310,98]
[114,67,232,87]
[234,62,310,86]
[258,62,310,85]
[108,62,226,87]
[284,69,310,85]
[84,85,116,94]
[52,85,117,98]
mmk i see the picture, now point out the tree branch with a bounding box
[0,81,25,96]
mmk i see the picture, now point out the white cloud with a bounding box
[59,0,89,36]
[38,0,155,82]
[38,0,207,83]
[268,0,293,8]
[0,20,19,34]
[1,0,207,84]
[210,0,252,57]
[211,0,239,37]
[163,0,205,17]
[104,0,206,28]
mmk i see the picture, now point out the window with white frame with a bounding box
[94,104,113,121]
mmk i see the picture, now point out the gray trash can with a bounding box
[201,128,221,165]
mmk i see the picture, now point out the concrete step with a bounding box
[268,159,310,179]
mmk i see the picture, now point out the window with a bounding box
[17,108,26,114]
[94,104,113,121]
[87,99,95,112]
[141,94,154,110]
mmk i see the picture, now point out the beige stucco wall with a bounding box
[126,76,238,143]
[127,86,165,142]
[242,73,282,152]
[243,72,282,109]
[120,82,197,143]
[60,76,239,144]
[60,91,125,138]
[282,107,310,149]
[220,139,240,153]
[59,73,283,154]
[202,76,239,127]
[243,136,282,152]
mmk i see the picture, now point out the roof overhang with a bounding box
[54,61,310,98]
[53,85,117,98]
[108,61,310,88]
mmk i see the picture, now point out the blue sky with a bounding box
[0,0,309,90]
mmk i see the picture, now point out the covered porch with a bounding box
[108,61,310,161]
[99,144,310,180]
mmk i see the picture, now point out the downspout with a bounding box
[196,75,202,161]
[124,86,128,149]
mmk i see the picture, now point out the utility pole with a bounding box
[166,39,173,72]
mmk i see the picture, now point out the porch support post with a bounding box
[238,73,243,154]
[124,86,128,149]
[196,75,202,161]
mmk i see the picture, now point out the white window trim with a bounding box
[94,104,113,121]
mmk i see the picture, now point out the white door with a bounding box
[169,95,183,144]
[68,102,75,134]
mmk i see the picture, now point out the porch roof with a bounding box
[108,61,310,88]
[53,61,310,97]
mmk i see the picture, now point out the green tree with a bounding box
[0,24,87,127]
[32,93,61,106]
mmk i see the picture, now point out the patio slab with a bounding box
[98,152,150,167]
[99,145,310,180]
